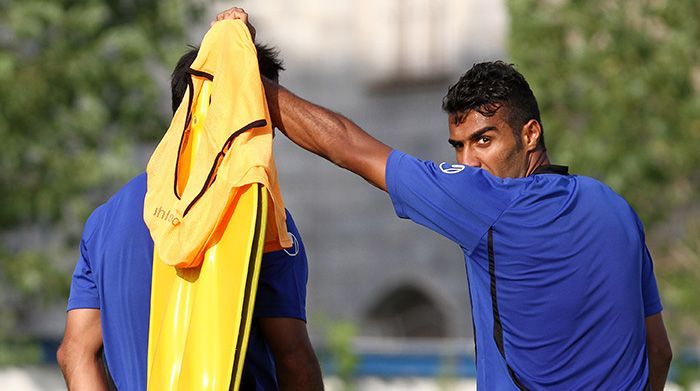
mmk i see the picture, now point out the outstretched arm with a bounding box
[212,7,393,191]
[264,79,392,191]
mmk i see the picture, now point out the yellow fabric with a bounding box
[144,20,290,268]
[147,184,267,391]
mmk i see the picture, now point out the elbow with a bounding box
[56,339,88,374]
[276,349,323,384]
[650,341,673,369]
[319,115,354,169]
[661,344,673,368]
[277,350,313,373]
[56,342,69,373]
[329,153,351,171]
[324,141,357,172]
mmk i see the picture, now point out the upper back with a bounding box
[473,173,651,388]
[383,151,658,389]
[82,173,153,390]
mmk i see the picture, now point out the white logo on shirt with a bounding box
[439,162,466,174]
[283,232,300,256]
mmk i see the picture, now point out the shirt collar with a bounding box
[532,164,569,175]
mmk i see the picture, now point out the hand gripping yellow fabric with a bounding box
[144,20,290,267]
[145,20,289,390]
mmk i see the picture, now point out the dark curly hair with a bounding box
[442,61,544,148]
[170,43,285,114]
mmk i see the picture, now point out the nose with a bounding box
[457,149,480,168]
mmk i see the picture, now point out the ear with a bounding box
[521,119,542,152]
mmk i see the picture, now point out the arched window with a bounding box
[365,284,447,338]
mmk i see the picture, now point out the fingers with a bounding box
[215,7,247,23]
[211,7,256,40]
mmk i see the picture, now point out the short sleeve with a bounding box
[641,245,663,317]
[66,211,102,311]
[631,212,663,317]
[385,150,520,253]
[254,210,308,321]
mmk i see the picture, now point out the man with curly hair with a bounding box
[223,8,672,389]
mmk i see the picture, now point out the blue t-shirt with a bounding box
[386,150,662,390]
[67,173,308,391]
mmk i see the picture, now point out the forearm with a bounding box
[265,80,342,163]
[276,351,324,391]
[259,317,324,390]
[645,313,672,390]
[264,79,391,190]
[648,350,671,391]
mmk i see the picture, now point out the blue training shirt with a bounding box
[67,173,309,391]
[386,150,662,390]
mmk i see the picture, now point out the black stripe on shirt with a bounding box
[488,228,528,391]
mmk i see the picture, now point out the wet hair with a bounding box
[442,61,544,148]
[170,43,285,113]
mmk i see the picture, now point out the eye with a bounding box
[477,136,491,145]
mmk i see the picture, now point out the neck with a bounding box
[524,148,550,177]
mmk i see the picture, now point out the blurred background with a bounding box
[1,0,698,389]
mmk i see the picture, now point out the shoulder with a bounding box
[532,173,621,201]
[389,150,521,186]
[100,172,148,216]
[83,173,147,241]
[82,203,107,245]
[573,174,644,227]
[112,172,147,202]
[388,151,528,218]
[576,175,631,207]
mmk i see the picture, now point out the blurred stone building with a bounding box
[33,0,507,353]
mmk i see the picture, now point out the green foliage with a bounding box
[315,316,358,390]
[659,218,700,385]
[508,0,700,380]
[0,338,42,366]
[327,321,358,390]
[436,354,459,390]
[0,0,204,361]
[508,0,700,225]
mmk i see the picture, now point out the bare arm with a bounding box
[57,309,109,391]
[212,8,392,190]
[645,312,672,390]
[259,317,324,391]
[264,79,392,191]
